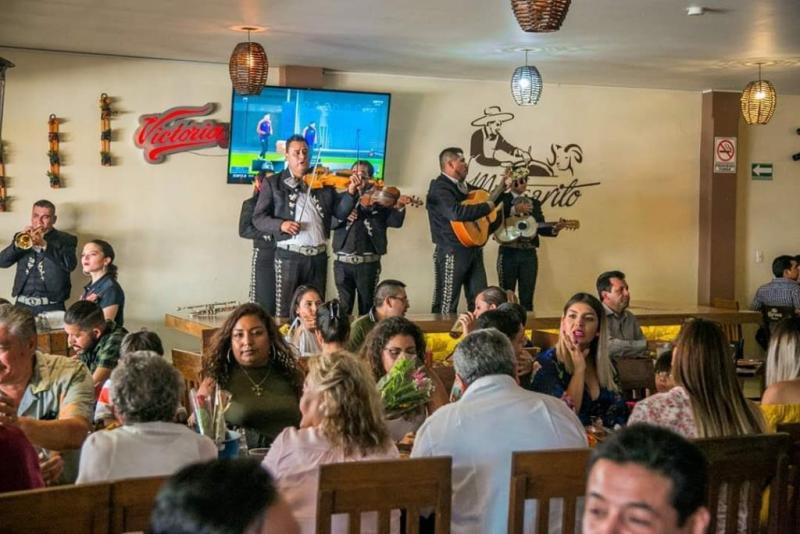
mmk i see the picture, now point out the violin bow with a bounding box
[296,141,325,222]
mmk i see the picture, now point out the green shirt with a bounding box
[223,364,301,448]
[346,308,378,352]
[80,320,127,372]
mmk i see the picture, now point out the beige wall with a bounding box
[0,48,702,351]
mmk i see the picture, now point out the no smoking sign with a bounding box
[714,136,737,174]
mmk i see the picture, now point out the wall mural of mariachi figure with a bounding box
[466,105,600,208]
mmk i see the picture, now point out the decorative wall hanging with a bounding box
[133,103,229,164]
[99,93,113,166]
[0,57,14,211]
[0,143,7,212]
[229,26,268,96]
[741,63,777,125]
[47,114,62,188]
[511,50,542,106]
[511,0,572,32]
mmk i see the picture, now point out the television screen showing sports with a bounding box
[227,86,391,184]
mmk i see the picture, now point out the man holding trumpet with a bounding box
[0,200,77,314]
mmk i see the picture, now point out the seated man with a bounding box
[64,300,127,388]
[411,328,586,532]
[583,423,710,534]
[0,304,94,484]
[597,270,647,358]
[151,458,299,534]
[751,255,800,312]
[454,285,509,337]
[346,279,409,352]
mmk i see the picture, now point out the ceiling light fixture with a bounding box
[229,26,268,96]
[511,50,542,106]
[740,63,777,125]
[511,0,572,32]
[686,6,705,16]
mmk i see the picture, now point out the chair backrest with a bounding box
[712,298,744,350]
[776,423,800,533]
[615,357,656,401]
[172,349,202,409]
[762,306,796,331]
[693,433,792,534]
[316,456,452,534]
[0,482,111,534]
[508,448,591,534]
[110,475,167,534]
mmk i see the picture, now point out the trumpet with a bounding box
[14,232,33,250]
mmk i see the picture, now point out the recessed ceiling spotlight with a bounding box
[686,6,705,16]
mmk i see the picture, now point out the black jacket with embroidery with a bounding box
[0,228,78,302]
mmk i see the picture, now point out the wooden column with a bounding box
[277,66,324,88]
[697,91,740,305]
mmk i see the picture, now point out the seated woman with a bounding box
[360,317,448,441]
[531,293,628,428]
[286,285,323,358]
[760,317,800,431]
[199,303,302,448]
[80,239,125,326]
[264,351,398,534]
[314,299,350,355]
[0,426,44,492]
[77,352,217,482]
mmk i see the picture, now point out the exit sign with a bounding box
[751,163,773,180]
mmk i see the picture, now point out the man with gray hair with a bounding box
[346,279,409,351]
[411,328,587,533]
[0,303,94,484]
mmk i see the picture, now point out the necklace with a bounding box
[240,365,271,397]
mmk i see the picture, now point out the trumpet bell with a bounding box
[14,232,33,250]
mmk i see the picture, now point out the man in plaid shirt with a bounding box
[63,300,127,389]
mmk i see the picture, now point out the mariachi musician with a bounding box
[252,134,361,317]
[332,160,410,317]
[239,167,277,315]
[426,147,509,314]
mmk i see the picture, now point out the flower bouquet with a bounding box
[377,357,433,419]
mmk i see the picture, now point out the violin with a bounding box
[301,167,380,190]
[358,185,423,209]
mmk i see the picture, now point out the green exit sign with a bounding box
[752,163,773,180]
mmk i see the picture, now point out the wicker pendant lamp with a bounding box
[511,0,572,32]
[740,63,777,125]
[511,50,542,106]
[229,28,268,96]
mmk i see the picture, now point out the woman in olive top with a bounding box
[198,303,303,448]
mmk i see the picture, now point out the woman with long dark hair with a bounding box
[80,239,125,326]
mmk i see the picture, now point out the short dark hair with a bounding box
[497,302,527,329]
[316,299,350,344]
[478,286,508,308]
[655,349,673,374]
[476,309,521,341]
[151,458,277,534]
[121,329,164,356]
[374,279,406,308]
[439,147,463,171]
[772,255,796,278]
[285,134,308,151]
[588,423,708,526]
[596,270,626,298]
[351,160,375,178]
[33,199,56,214]
[64,300,106,330]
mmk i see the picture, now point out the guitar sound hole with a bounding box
[517,221,529,231]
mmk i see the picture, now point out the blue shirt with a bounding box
[751,278,800,311]
[81,273,125,326]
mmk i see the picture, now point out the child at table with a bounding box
[654,350,675,393]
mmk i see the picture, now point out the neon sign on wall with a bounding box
[134,103,229,163]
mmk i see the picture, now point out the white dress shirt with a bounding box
[411,374,588,534]
[264,426,400,534]
[76,421,217,483]
[282,186,326,247]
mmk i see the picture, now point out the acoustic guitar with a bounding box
[494,216,580,243]
[450,171,511,248]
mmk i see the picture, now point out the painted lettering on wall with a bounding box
[134,103,229,164]
[465,106,601,207]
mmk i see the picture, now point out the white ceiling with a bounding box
[1,0,799,93]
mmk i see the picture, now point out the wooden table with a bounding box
[165,301,760,352]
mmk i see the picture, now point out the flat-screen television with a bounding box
[227,86,391,184]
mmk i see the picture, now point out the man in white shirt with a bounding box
[411,328,587,534]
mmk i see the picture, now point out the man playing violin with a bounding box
[0,200,78,315]
[252,135,361,317]
[496,173,562,311]
[332,160,410,317]
[427,147,508,314]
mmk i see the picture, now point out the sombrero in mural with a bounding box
[470,106,515,127]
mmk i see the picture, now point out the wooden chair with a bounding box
[711,297,744,355]
[0,482,111,534]
[615,356,656,401]
[110,475,167,534]
[172,349,202,409]
[316,456,452,534]
[693,433,792,533]
[712,298,765,396]
[776,423,800,533]
[508,448,591,534]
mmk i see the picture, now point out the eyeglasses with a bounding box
[382,347,417,358]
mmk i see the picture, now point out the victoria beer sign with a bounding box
[134,103,229,163]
